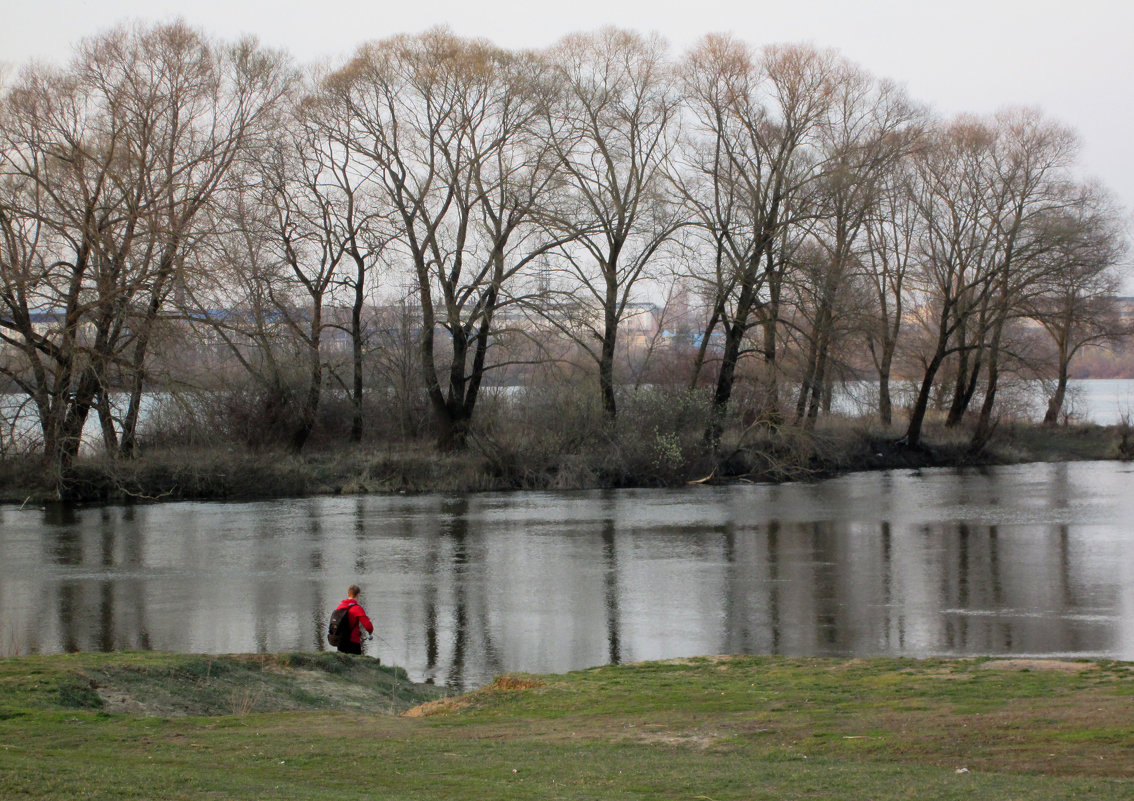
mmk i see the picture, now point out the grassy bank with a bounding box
[1,652,1131,800]
[2,419,1130,505]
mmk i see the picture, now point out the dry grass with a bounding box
[2,413,1130,504]
[488,675,547,691]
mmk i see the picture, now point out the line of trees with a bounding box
[1,22,1129,483]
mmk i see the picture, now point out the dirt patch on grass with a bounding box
[401,696,472,718]
[96,688,150,715]
[402,674,544,718]
[632,728,723,750]
[654,655,738,667]
[490,675,546,691]
[979,659,1097,673]
[624,719,741,752]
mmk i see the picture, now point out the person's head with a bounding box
[347,584,361,599]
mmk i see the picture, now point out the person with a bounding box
[333,584,374,655]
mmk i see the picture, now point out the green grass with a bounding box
[1,653,1131,799]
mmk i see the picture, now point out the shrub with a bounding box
[1110,412,1134,460]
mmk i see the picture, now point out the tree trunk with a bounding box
[599,268,620,420]
[876,340,895,427]
[794,350,816,425]
[945,350,983,427]
[289,307,324,454]
[905,367,938,449]
[970,357,998,449]
[689,300,723,390]
[96,389,119,453]
[761,247,784,423]
[599,335,617,420]
[707,318,745,443]
[54,367,102,495]
[971,315,1008,448]
[805,337,829,429]
[289,356,322,453]
[120,250,179,458]
[760,312,781,422]
[706,278,760,443]
[945,330,976,426]
[1044,371,1069,425]
[905,319,953,448]
[433,322,473,452]
[350,257,366,443]
[796,300,833,430]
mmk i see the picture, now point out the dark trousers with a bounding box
[337,640,362,655]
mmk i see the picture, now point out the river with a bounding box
[2,460,1132,690]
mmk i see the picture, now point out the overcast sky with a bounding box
[2,0,1131,229]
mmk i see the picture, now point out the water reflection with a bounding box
[1,461,1133,690]
[602,515,621,666]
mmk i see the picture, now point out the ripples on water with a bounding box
[2,461,1133,690]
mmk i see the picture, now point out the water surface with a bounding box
[1,461,1132,689]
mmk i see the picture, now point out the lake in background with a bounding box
[2,461,1132,690]
[1066,378,1134,423]
[834,377,1134,424]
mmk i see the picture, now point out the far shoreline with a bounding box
[2,419,1130,507]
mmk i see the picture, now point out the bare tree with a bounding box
[539,28,683,420]
[901,111,1078,447]
[296,76,395,443]
[1024,183,1130,424]
[792,66,922,428]
[965,110,1080,446]
[119,26,294,456]
[220,75,401,453]
[176,181,316,448]
[678,37,842,440]
[0,22,293,483]
[256,108,346,452]
[0,46,142,478]
[861,156,921,425]
[327,29,564,448]
[903,117,1002,448]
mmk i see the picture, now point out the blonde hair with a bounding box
[347,584,361,598]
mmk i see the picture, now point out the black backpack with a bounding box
[327,602,355,647]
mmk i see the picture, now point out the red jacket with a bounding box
[335,599,374,644]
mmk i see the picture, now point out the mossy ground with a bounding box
[0,651,444,718]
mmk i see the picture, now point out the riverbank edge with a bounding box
[1,420,1130,505]
[0,651,447,716]
[1,651,1131,800]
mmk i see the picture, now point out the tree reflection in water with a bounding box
[3,462,1132,690]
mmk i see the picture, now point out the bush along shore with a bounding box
[1,419,1132,505]
[0,651,1131,800]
